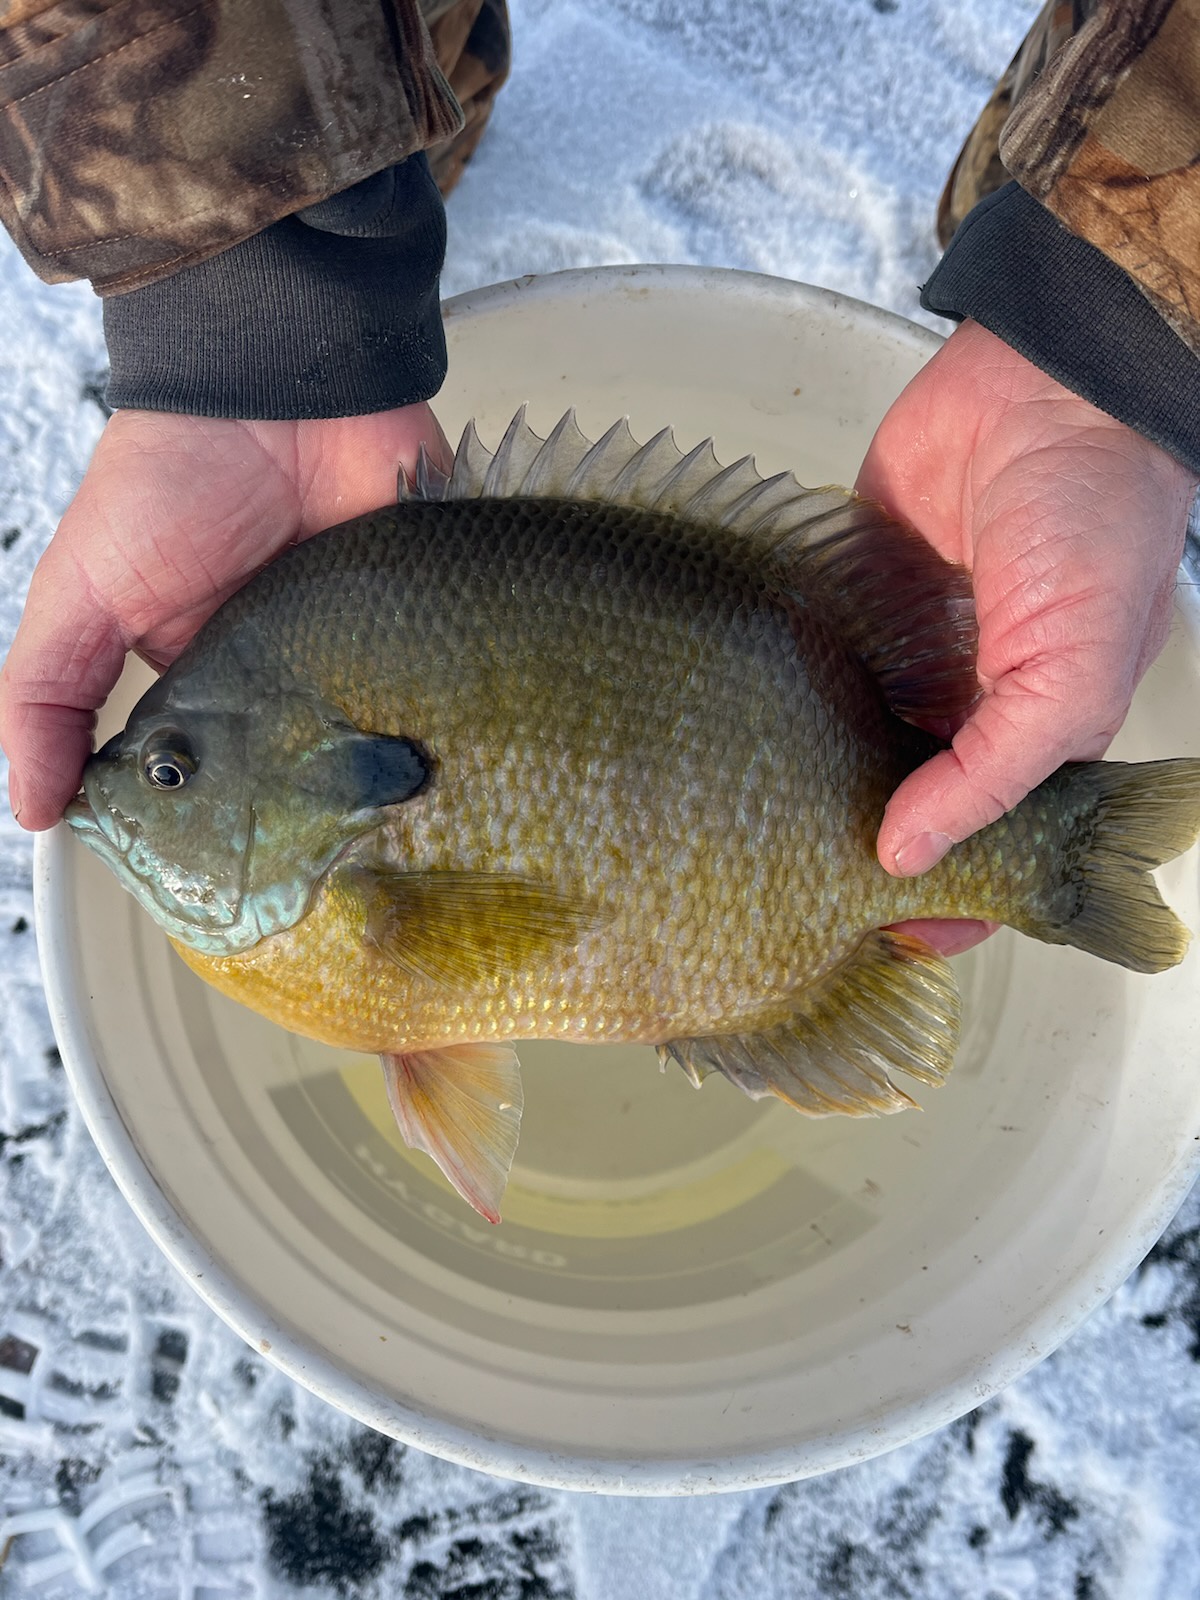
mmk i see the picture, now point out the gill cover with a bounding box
[69,675,430,957]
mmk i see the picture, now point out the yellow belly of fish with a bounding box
[171,899,808,1057]
[169,834,908,1059]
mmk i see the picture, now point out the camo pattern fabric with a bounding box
[942,0,1200,359]
[423,0,510,196]
[0,0,488,295]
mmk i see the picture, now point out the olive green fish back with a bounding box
[402,408,981,726]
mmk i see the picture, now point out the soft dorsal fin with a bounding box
[407,408,979,726]
[769,497,979,724]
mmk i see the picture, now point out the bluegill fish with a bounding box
[67,410,1200,1221]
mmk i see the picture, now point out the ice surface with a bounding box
[5,0,1200,1595]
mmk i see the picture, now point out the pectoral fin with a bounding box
[351,867,600,989]
[657,930,960,1115]
[380,1043,524,1223]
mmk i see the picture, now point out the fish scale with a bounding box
[68,410,1200,1220]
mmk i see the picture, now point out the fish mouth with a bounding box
[65,774,316,957]
[64,776,245,946]
[64,783,158,918]
[64,785,135,862]
[63,789,93,829]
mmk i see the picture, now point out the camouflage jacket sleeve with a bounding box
[0,0,502,421]
[923,1,1200,475]
[0,0,461,293]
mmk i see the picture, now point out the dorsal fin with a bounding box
[411,408,979,725]
[770,497,979,724]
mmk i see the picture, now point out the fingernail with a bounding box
[894,831,953,877]
[7,774,21,824]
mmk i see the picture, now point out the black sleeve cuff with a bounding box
[921,180,1200,477]
[101,154,448,421]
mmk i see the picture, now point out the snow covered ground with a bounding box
[4,0,1200,1594]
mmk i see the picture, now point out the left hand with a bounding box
[857,319,1197,957]
[0,404,450,830]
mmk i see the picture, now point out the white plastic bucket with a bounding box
[35,266,1200,1493]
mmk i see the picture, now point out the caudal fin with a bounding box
[1022,759,1200,973]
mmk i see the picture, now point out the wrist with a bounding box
[922,181,1200,477]
[938,320,1199,500]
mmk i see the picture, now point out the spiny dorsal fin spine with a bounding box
[447,417,492,498]
[679,452,755,521]
[648,438,723,512]
[715,471,795,531]
[482,404,543,498]
[523,408,590,496]
[413,443,449,500]
[610,427,678,503]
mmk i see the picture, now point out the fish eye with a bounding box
[142,735,199,791]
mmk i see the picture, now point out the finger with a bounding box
[877,673,1118,877]
[2,701,99,830]
[0,554,128,830]
[887,918,1000,957]
[853,429,960,561]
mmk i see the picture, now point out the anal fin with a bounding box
[657,930,960,1116]
[381,1043,524,1222]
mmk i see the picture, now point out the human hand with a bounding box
[0,402,449,830]
[858,319,1196,956]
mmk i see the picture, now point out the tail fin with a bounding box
[1024,759,1200,973]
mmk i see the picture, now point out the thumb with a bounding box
[0,604,127,830]
[0,496,133,829]
[877,671,1117,877]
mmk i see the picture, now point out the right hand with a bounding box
[0,402,450,830]
[858,320,1196,959]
